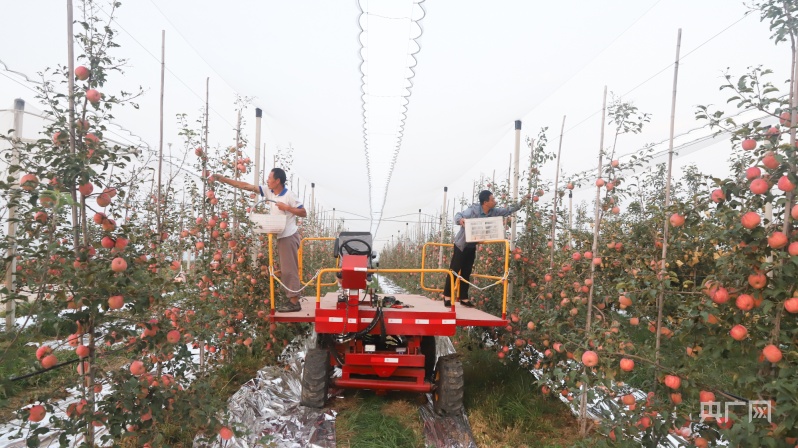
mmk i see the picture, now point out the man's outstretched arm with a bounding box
[211,174,259,194]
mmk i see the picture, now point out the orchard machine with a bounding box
[263,230,511,415]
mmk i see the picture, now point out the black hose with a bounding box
[336,305,384,344]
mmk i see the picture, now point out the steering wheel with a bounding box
[339,238,372,257]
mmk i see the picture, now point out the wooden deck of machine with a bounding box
[270,292,507,330]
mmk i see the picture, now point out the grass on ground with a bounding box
[461,346,588,448]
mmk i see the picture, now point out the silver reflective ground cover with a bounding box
[193,335,336,448]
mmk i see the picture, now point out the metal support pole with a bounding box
[4,99,24,330]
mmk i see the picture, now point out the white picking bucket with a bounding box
[249,212,286,235]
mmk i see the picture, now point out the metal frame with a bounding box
[420,239,510,318]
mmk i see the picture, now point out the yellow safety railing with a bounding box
[420,239,510,318]
[315,268,457,310]
[419,242,453,292]
[298,237,338,287]
[268,233,276,311]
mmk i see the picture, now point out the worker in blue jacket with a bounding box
[442,189,526,307]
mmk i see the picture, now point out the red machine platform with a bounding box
[270,292,507,329]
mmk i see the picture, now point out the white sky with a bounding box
[0,0,792,250]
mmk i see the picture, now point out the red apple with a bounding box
[712,287,729,304]
[114,238,129,250]
[96,193,111,207]
[36,345,52,360]
[595,178,605,187]
[611,159,620,167]
[669,213,685,227]
[84,134,99,149]
[717,417,734,430]
[763,344,782,363]
[730,325,748,341]
[745,166,761,180]
[101,236,115,249]
[750,178,769,195]
[620,358,634,372]
[220,427,233,441]
[778,175,795,192]
[75,66,90,80]
[108,295,124,310]
[741,212,761,229]
[74,119,89,132]
[699,390,715,403]
[710,189,726,203]
[664,375,681,389]
[735,294,755,311]
[748,273,767,289]
[52,131,67,145]
[581,350,598,367]
[41,354,58,369]
[76,345,90,358]
[86,89,101,104]
[784,297,798,313]
[129,360,146,376]
[28,405,46,422]
[102,218,116,232]
[166,330,181,344]
[763,151,779,170]
[19,173,39,191]
[78,183,94,196]
[768,231,788,249]
[741,139,757,150]
[789,242,798,256]
[111,257,127,272]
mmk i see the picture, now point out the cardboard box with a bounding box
[464,216,505,242]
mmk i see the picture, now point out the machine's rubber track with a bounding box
[432,354,464,415]
[300,348,331,408]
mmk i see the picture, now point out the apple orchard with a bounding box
[4,1,798,447]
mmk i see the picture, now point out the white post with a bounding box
[4,99,24,330]
[510,121,521,250]
[580,86,608,436]
[417,209,421,243]
[438,186,447,267]
[568,190,573,246]
[310,183,316,216]
[67,0,79,251]
[157,30,165,235]
[550,115,566,269]
[508,120,521,305]
[655,28,682,375]
[254,108,262,192]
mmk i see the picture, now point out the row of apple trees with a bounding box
[0,1,337,446]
